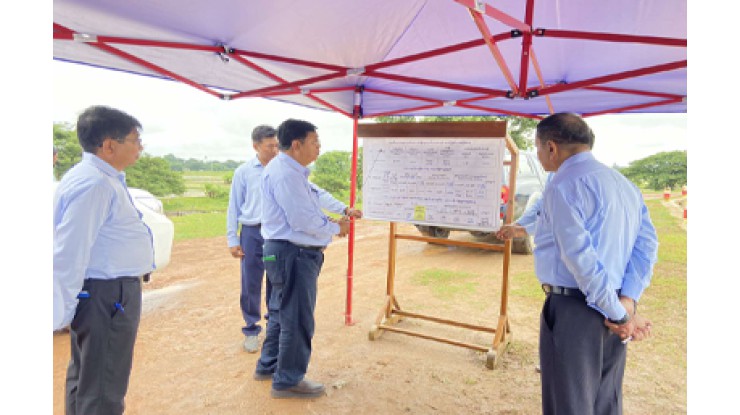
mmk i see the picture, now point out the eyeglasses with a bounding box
[120,137,143,146]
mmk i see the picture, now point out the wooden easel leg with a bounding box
[389,296,404,324]
[487,314,512,369]
[369,295,393,340]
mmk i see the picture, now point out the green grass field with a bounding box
[166,171,362,240]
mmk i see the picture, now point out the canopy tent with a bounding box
[53,0,687,119]
[53,0,687,325]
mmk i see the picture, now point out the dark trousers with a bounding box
[255,240,324,390]
[539,294,627,415]
[240,225,270,336]
[65,277,142,415]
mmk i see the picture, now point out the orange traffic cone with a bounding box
[681,185,687,196]
[663,187,671,201]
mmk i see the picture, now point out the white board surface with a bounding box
[362,137,506,231]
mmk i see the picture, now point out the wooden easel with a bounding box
[361,121,519,369]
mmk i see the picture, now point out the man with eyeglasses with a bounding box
[254,118,360,399]
[54,105,154,415]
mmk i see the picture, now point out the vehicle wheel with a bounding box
[415,225,431,236]
[429,226,450,239]
[512,235,534,254]
[469,231,491,238]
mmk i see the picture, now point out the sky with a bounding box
[52,60,687,167]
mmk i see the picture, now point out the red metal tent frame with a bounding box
[53,0,687,325]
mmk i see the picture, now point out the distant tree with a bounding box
[125,155,186,196]
[163,154,184,171]
[204,183,229,199]
[223,172,234,184]
[373,115,538,149]
[162,154,244,172]
[311,149,364,197]
[53,122,83,179]
[312,151,351,195]
[620,150,687,190]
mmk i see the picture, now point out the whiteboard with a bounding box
[362,137,506,231]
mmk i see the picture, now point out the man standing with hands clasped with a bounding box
[54,105,154,415]
[531,113,658,415]
[254,118,361,399]
[227,125,279,353]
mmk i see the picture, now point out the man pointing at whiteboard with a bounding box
[253,118,361,399]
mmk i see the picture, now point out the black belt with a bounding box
[244,223,261,228]
[266,239,326,252]
[542,284,586,300]
[292,242,326,252]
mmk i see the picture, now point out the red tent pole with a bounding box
[346,87,362,326]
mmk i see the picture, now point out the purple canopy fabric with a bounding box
[53,0,687,118]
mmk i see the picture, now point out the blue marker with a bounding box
[77,290,90,299]
[114,302,125,313]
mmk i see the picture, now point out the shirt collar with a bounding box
[83,152,125,179]
[251,156,264,168]
[278,152,310,178]
[558,151,594,173]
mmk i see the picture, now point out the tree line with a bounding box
[54,119,686,199]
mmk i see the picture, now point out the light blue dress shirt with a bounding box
[260,153,341,246]
[227,157,265,247]
[310,182,348,215]
[516,173,553,234]
[533,152,658,320]
[227,156,348,247]
[53,153,154,330]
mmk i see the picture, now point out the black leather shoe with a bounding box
[271,379,325,399]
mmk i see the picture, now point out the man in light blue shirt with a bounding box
[227,125,279,353]
[532,113,658,415]
[54,105,154,415]
[227,125,360,353]
[254,119,359,399]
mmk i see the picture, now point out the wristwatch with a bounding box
[608,313,631,325]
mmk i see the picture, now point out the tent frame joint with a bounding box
[217,44,233,63]
[73,33,97,43]
[473,0,486,13]
[347,67,366,76]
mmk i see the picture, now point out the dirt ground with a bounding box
[53,218,685,414]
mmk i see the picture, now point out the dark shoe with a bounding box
[271,379,325,399]
[253,371,273,381]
